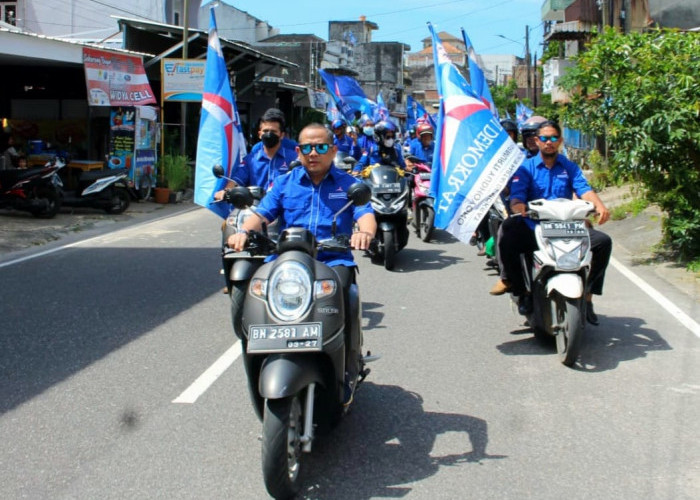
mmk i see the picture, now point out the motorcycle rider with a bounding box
[353,120,407,173]
[331,119,361,160]
[490,121,612,325]
[520,115,547,158]
[228,123,377,400]
[356,115,376,155]
[406,122,435,168]
[213,108,297,200]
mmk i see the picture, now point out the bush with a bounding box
[160,154,191,191]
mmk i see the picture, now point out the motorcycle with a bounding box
[227,182,376,499]
[514,198,595,366]
[361,162,410,270]
[405,155,435,242]
[57,166,130,214]
[484,194,509,270]
[213,165,278,337]
[0,156,63,218]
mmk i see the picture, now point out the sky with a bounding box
[217,0,546,59]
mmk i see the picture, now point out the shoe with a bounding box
[489,279,511,295]
[485,258,497,268]
[477,248,486,256]
[469,234,478,246]
[222,286,229,294]
[518,294,533,316]
[586,301,599,325]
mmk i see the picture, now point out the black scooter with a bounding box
[227,182,377,499]
[0,157,63,218]
[57,167,130,214]
[361,162,410,270]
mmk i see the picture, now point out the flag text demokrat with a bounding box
[428,23,524,244]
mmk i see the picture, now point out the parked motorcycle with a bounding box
[57,166,130,214]
[514,198,595,366]
[405,155,435,242]
[228,182,376,499]
[0,156,63,218]
[361,163,410,270]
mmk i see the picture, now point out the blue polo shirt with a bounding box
[232,145,298,190]
[357,134,375,154]
[255,164,374,267]
[510,153,592,228]
[408,139,435,165]
[333,134,361,160]
[355,144,406,172]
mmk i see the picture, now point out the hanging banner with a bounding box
[162,58,206,102]
[83,47,157,107]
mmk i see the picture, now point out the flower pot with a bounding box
[154,187,170,204]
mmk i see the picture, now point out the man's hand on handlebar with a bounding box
[227,231,249,252]
[351,231,373,250]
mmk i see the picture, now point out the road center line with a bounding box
[610,256,700,338]
[172,342,242,404]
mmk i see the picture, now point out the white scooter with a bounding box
[517,198,595,366]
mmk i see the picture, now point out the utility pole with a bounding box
[180,0,189,156]
[525,25,531,101]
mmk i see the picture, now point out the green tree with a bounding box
[559,27,700,260]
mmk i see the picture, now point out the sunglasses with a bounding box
[538,135,560,143]
[299,143,331,155]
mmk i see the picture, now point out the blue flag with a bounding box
[406,95,437,130]
[374,90,390,122]
[516,101,533,129]
[194,8,246,219]
[461,28,498,120]
[326,95,342,123]
[428,23,524,244]
[318,69,375,121]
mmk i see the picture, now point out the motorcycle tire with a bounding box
[383,229,395,271]
[413,206,421,237]
[31,186,61,219]
[420,206,435,243]
[138,176,152,200]
[229,282,246,339]
[553,293,585,367]
[262,395,304,499]
[105,188,130,214]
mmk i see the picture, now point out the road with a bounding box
[1,208,698,499]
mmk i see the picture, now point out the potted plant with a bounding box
[157,154,191,203]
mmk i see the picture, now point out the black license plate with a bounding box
[247,323,322,353]
[373,182,401,194]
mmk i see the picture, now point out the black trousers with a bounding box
[497,216,612,297]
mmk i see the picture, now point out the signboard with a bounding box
[162,58,206,102]
[83,47,157,107]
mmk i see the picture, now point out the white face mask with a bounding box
[383,138,395,148]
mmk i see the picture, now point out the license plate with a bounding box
[418,172,432,181]
[247,322,322,353]
[541,220,587,237]
[373,182,401,194]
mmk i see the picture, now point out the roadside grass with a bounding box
[610,197,649,221]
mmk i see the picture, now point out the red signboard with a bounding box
[82,47,157,107]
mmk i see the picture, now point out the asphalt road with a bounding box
[1,208,698,499]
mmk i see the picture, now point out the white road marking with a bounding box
[172,342,242,404]
[610,256,700,338]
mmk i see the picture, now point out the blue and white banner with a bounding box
[516,101,533,129]
[194,8,246,219]
[461,28,498,120]
[374,90,390,122]
[428,23,524,244]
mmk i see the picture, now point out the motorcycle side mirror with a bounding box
[405,155,421,163]
[226,186,255,209]
[343,157,357,166]
[212,164,225,178]
[346,182,371,206]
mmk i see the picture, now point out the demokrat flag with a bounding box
[428,23,524,244]
[318,69,376,122]
[461,28,498,119]
[194,7,246,219]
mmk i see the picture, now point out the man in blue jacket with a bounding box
[490,121,612,324]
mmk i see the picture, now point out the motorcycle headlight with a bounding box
[545,239,586,271]
[268,261,313,321]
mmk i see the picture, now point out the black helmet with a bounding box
[373,120,397,143]
[521,115,547,138]
[500,119,517,133]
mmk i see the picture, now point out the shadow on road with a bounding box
[301,383,506,499]
[495,315,672,371]
[0,246,222,414]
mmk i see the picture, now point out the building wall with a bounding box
[17,0,165,40]
[352,42,405,107]
[198,3,278,44]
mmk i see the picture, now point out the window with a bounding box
[1,2,17,25]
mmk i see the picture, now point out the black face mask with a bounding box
[261,131,280,148]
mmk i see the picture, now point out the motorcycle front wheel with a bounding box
[553,293,585,366]
[383,229,395,270]
[262,395,304,499]
[105,188,130,214]
[419,206,435,242]
[31,186,61,219]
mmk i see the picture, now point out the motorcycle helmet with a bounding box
[520,115,547,140]
[331,119,344,130]
[499,119,518,133]
[373,120,397,144]
[416,123,434,137]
